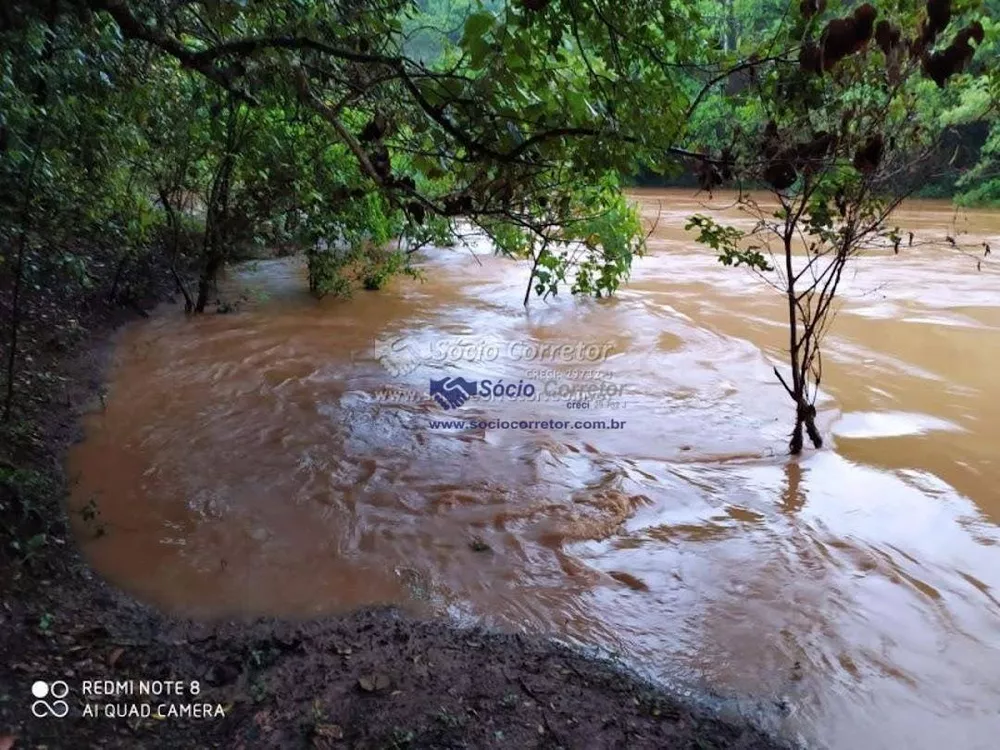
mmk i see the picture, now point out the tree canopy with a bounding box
[1,0,996,424]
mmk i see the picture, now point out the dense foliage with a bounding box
[684,0,995,451]
[0,0,696,422]
[675,0,999,204]
[0,0,996,441]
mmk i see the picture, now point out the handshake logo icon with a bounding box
[429,377,478,410]
[373,339,420,377]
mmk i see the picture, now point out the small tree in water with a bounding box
[686,0,992,454]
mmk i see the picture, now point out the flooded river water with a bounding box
[68,190,1000,749]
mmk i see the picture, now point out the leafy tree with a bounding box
[2,0,995,430]
[0,0,702,417]
[686,0,991,453]
[1,3,157,417]
[946,4,1000,205]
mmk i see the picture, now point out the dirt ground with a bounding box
[0,285,792,750]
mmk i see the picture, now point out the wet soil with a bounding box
[0,291,788,749]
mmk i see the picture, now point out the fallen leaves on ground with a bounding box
[312,723,345,748]
[314,724,344,739]
[358,673,391,692]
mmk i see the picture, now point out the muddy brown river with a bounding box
[68,190,1000,749]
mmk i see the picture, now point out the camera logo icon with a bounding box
[31,680,70,718]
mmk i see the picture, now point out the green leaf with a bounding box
[462,11,495,45]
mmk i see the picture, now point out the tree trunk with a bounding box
[784,231,804,455]
[4,229,27,422]
[193,95,238,314]
[108,254,129,303]
[781,227,825,455]
[194,158,233,313]
[523,238,550,307]
[524,251,542,307]
[789,415,804,455]
[784,371,824,456]
[3,137,44,421]
[158,187,195,312]
[195,254,222,313]
[804,403,823,448]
